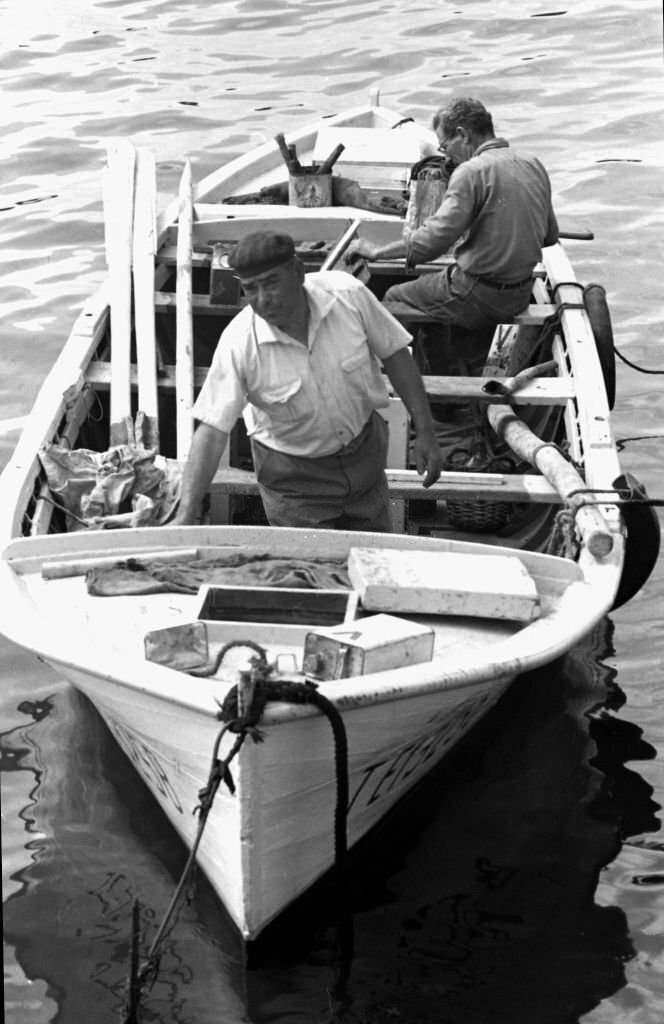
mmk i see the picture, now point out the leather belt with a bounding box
[477,275,532,291]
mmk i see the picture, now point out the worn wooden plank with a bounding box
[86,359,575,406]
[155,291,241,316]
[41,547,200,580]
[132,147,159,449]
[209,465,560,503]
[87,360,208,389]
[176,160,195,461]
[104,140,136,446]
[388,303,557,326]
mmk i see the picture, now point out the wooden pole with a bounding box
[104,140,136,446]
[320,219,362,272]
[483,325,613,557]
[176,160,194,462]
[132,147,159,449]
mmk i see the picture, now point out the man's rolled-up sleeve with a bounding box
[192,336,246,433]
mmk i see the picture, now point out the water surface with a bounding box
[2,1,664,1020]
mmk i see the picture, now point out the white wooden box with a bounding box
[348,547,540,622]
[303,613,434,680]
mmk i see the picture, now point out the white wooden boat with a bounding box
[0,95,659,942]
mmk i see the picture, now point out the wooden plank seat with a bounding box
[210,466,560,503]
[386,301,557,327]
[85,361,574,406]
[157,246,547,281]
[153,293,556,327]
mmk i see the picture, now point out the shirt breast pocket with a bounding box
[341,349,367,371]
[259,378,307,421]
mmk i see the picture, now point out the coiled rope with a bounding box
[122,640,350,1022]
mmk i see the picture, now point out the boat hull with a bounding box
[45,651,511,938]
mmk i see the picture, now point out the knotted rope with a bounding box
[122,640,350,1021]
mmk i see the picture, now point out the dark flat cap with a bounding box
[228,231,295,277]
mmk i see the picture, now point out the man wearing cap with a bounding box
[172,230,442,531]
[349,97,559,372]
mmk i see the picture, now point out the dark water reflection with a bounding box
[3,618,659,1023]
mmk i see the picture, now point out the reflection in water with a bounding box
[2,618,661,1023]
[246,617,660,1024]
[2,687,247,1024]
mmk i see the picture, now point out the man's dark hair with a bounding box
[433,98,494,139]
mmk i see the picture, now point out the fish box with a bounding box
[302,613,434,680]
[196,585,358,626]
[347,547,540,622]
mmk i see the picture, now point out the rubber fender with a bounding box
[611,473,661,609]
[584,283,616,410]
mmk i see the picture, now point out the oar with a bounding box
[558,229,594,241]
[175,160,194,462]
[104,140,136,446]
[320,218,363,272]
[132,147,159,449]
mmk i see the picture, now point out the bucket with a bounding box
[288,169,332,208]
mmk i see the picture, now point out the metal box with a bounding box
[302,613,434,681]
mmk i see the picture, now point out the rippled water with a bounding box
[2,1,664,1021]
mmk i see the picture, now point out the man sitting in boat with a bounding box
[171,230,442,530]
[349,96,559,374]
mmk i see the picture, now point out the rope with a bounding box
[121,641,351,1021]
[551,280,585,298]
[614,346,664,375]
[32,493,91,528]
[546,505,579,559]
[217,652,350,884]
[545,481,664,559]
[548,279,664,374]
[122,719,244,1018]
[566,485,664,508]
[618,433,664,450]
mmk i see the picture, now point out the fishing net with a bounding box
[86,550,351,597]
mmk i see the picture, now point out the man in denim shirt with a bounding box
[350,97,559,371]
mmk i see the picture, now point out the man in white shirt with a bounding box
[173,231,442,530]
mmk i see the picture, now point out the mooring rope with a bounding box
[122,640,350,1022]
[545,482,664,560]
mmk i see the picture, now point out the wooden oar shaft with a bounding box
[105,141,136,446]
[558,229,594,241]
[176,160,194,462]
[320,218,362,271]
[133,147,159,449]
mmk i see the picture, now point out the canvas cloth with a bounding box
[39,443,181,530]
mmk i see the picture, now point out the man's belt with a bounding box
[477,275,533,291]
